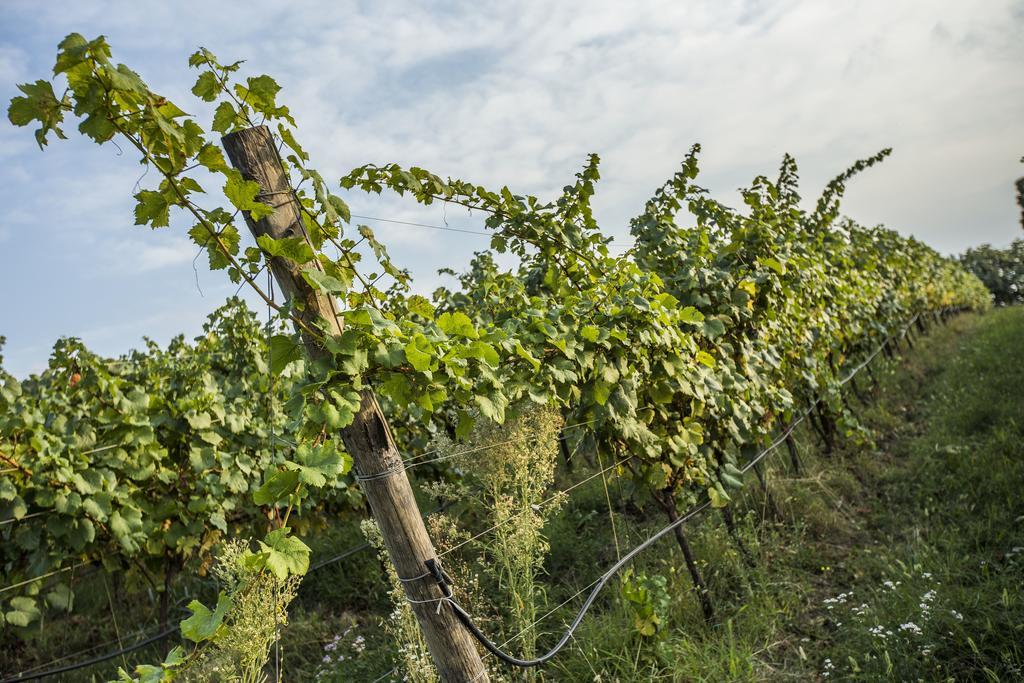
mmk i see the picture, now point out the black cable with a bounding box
[428,311,927,668]
[0,532,377,683]
[307,502,451,573]
[441,497,712,667]
[0,625,179,683]
[308,541,372,572]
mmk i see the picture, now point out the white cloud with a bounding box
[112,236,198,274]
[1,0,1022,373]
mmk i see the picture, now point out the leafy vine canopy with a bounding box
[2,32,989,654]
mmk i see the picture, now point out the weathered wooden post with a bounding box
[662,498,715,621]
[720,506,755,568]
[752,462,781,520]
[784,430,802,475]
[222,125,488,683]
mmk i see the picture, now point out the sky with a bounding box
[0,0,1021,377]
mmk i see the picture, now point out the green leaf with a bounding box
[287,442,348,487]
[180,593,232,643]
[7,80,65,148]
[109,509,140,552]
[649,381,674,404]
[404,333,433,372]
[223,169,274,220]
[268,334,303,375]
[257,527,311,579]
[5,596,41,627]
[107,64,147,95]
[257,235,315,264]
[707,482,731,508]
[702,318,726,339]
[455,410,475,440]
[678,306,705,324]
[301,267,348,294]
[53,33,90,75]
[79,112,115,142]
[407,295,435,319]
[211,101,237,133]
[191,71,219,101]
[467,341,500,367]
[197,144,228,172]
[474,393,506,423]
[514,341,541,371]
[696,351,716,368]
[186,412,212,430]
[241,75,281,112]
[45,583,74,611]
[720,471,744,489]
[81,496,110,522]
[253,469,300,506]
[278,125,308,162]
[437,311,478,339]
[133,190,172,228]
[757,257,786,276]
[580,325,600,343]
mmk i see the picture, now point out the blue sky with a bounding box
[1,0,1021,377]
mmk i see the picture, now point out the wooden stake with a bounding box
[865,361,878,387]
[848,375,868,405]
[784,431,802,475]
[720,506,755,568]
[752,462,782,520]
[658,494,714,621]
[223,125,488,683]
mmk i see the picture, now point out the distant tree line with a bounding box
[960,238,1024,305]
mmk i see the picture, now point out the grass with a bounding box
[3,307,1021,681]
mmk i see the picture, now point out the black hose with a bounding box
[0,625,179,683]
[435,311,928,668]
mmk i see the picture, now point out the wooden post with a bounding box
[720,506,755,568]
[784,431,802,475]
[847,375,868,405]
[222,125,488,683]
[663,499,715,621]
[752,462,781,520]
[865,361,878,387]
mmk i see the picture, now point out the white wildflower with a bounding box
[900,622,923,636]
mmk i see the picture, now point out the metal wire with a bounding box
[0,563,86,596]
[351,213,633,248]
[0,624,179,683]
[438,455,630,559]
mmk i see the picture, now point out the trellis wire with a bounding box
[350,213,633,248]
[399,418,601,471]
[0,624,179,683]
[438,455,630,559]
[9,621,163,677]
[0,563,86,596]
